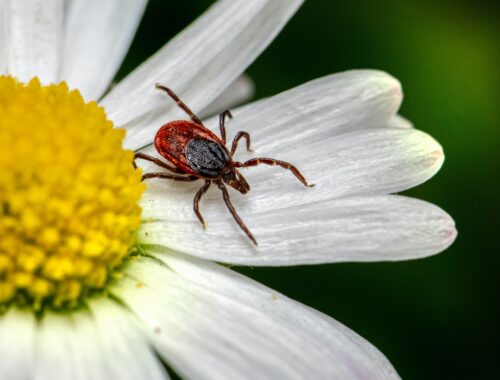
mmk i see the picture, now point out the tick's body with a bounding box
[134,85,313,245]
[155,121,231,179]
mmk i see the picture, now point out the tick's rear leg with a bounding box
[217,181,257,246]
[155,84,203,125]
[219,110,232,144]
[142,173,198,182]
[134,152,184,173]
[231,131,252,155]
[234,158,314,187]
[193,181,211,228]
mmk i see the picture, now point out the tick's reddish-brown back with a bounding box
[154,120,232,178]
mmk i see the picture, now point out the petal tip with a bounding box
[431,148,445,172]
[427,138,446,175]
[382,72,403,106]
[439,217,458,250]
[426,208,457,257]
[357,69,403,110]
[409,130,445,179]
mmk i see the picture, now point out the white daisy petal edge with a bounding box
[0,0,63,83]
[129,67,401,150]
[136,69,403,166]
[110,252,400,380]
[100,0,303,150]
[60,0,148,101]
[199,74,255,119]
[0,308,35,380]
[202,69,403,144]
[387,114,414,129]
[139,195,455,265]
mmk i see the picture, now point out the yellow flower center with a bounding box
[0,76,145,310]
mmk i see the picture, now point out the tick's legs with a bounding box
[219,110,232,144]
[231,131,252,155]
[193,180,211,228]
[219,112,252,154]
[142,173,198,182]
[133,152,184,173]
[234,158,315,187]
[155,84,203,125]
[217,181,257,246]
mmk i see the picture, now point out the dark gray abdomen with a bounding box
[185,138,229,177]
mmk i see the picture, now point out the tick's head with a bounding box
[222,167,250,194]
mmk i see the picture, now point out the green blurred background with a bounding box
[117,1,499,378]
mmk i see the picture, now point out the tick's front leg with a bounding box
[155,84,203,125]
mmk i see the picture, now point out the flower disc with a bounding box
[0,76,145,309]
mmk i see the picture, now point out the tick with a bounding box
[134,85,314,245]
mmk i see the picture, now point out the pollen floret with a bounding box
[0,76,145,309]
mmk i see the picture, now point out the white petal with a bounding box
[139,127,444,221]
[2,0,63,83]
[387,114,414,128]
[101,0,303,149]
[0,308,35,379]
[131,68,401,152]
[112,254,400,379]
[32,305,167,380]
[60,0,147,100]
[202,70,402,147]
[86,299,169,380]
[139,195,456,265]
[33,313,90,380]
[0,5,7,74]
[199,74,255,119]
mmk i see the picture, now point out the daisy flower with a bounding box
[0,0,456,379]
